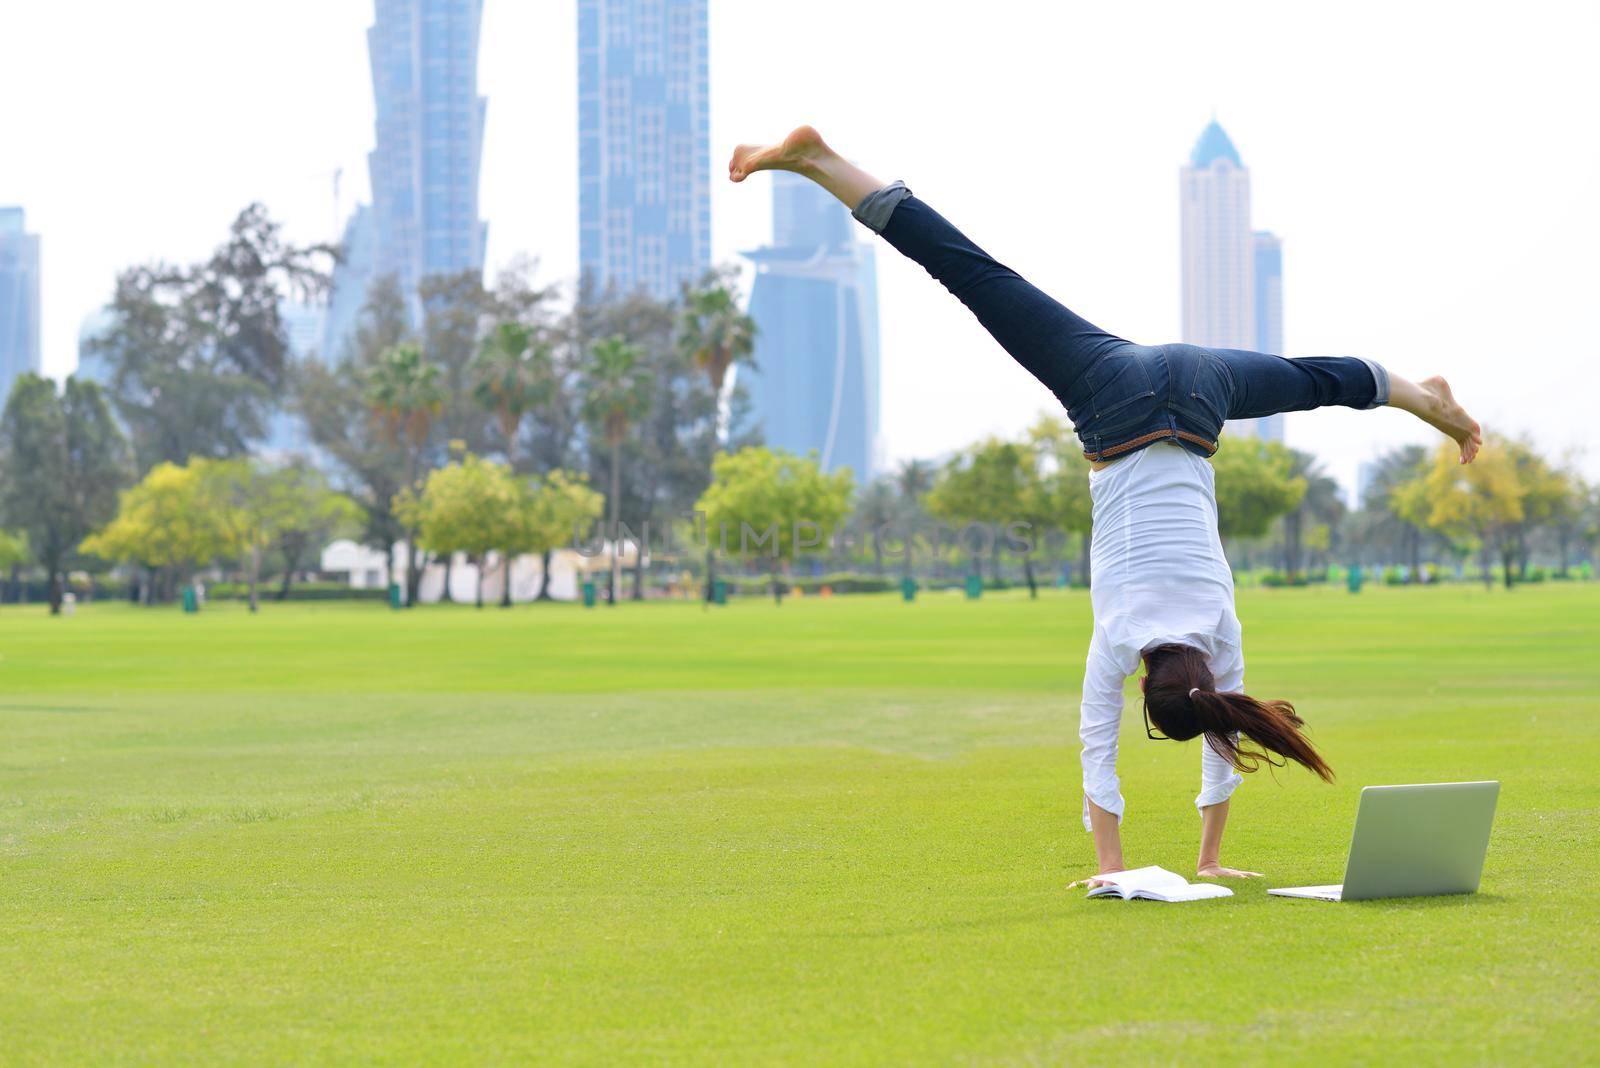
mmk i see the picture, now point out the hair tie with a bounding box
[1189,687,1201,699]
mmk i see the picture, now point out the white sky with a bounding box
[4,0,1598,491]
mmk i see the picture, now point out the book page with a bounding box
[1096,866,1186,892]
[1084,867,1234,901]
[1140,882,1233,902]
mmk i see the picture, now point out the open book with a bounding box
[1086,866,1233,902]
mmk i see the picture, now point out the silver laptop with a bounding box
[1269,781,1499,901]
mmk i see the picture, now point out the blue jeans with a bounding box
[853,183,1389,460]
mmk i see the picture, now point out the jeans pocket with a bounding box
[1187,353,1233,430]
[1084,350,1156,426]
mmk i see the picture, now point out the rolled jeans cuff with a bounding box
[1360,358,1390,409]
[851,180,912,234]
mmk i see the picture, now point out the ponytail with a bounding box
[1141,642,1335,784]
[1189,690,1335,783]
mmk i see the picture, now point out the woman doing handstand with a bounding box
[729,126,1482,883]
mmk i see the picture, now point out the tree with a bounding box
[0,375,130,613]
[1418,435,1527,588]
[1387,475,1436,579]
[1279,449,1346,579]
[397,454,523,608]
[523,470,605,601]
[86,204,332,471]
[1367,444,1432,578]
[0,530,27,570]
[696,447,853,604]
[577,288,733,603]
[1545,464,1590,576]
[81,462,229,602]
[852,478,899,575]
[580,336,654,605]
[420,270,498,457]
[0,529,28,608]
[297,276,413,598]
[196,458,355,613]
[472,320,557,471]
[893,458,937,583]
[472,320,561,605]
[365,342,447,605]
[677,273,757,442]
[926,437,1034,584]
[267,460,361,601]
[1211,437,1306,543]
[1027,415,1094,585]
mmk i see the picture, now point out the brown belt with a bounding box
[1083,428,1218,462]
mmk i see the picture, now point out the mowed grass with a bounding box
[1,583,1596,1065]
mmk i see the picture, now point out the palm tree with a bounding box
[471,321,557,606]
[581,335,653,605]
[893,459,936,583]
[677,281,757,439]
[364,343,445,605]
[677,277,755,603]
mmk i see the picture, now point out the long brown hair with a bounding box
[1141,643,1334,783]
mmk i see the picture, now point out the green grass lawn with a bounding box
[2,583,1596,1064]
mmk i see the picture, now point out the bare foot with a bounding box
[1418,376,1483,464]
[728,125,832,183]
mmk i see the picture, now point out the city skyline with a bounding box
[578,0,711,301]
[2,1,1596,493]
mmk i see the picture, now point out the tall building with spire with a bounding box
[578,0,711,301]
[366,0,488,323]
[1180,121,1285,442]
[0,207,42,407]
[741,172,881,481]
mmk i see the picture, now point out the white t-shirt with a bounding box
[1079,442,1244,830]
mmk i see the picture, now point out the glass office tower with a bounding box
[578,0,710,300]
[742,173,880,481]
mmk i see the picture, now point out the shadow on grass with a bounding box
[1272,891,1510,910]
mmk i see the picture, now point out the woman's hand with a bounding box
[1196,863,1262,879]
[1067,874,1117,890]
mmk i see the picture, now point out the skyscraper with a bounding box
[1250,230,1285,442]
[367,0,488,323]
[1179,120,1285,442]
[741,172,881,481]
[578,0,711,301]
[322,204,376,360]
[0,207,42,407]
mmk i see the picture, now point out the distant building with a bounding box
[1251,230,1285,442]
[322,204,375,362]
[741,172,881,481]
[263,301,328,457]
[366,0,487,323]
[578,0,711,301]
[0,207,42,407]
[1354,459,1380,510]
[75,309,115,386]
[1180,121,1285,442]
